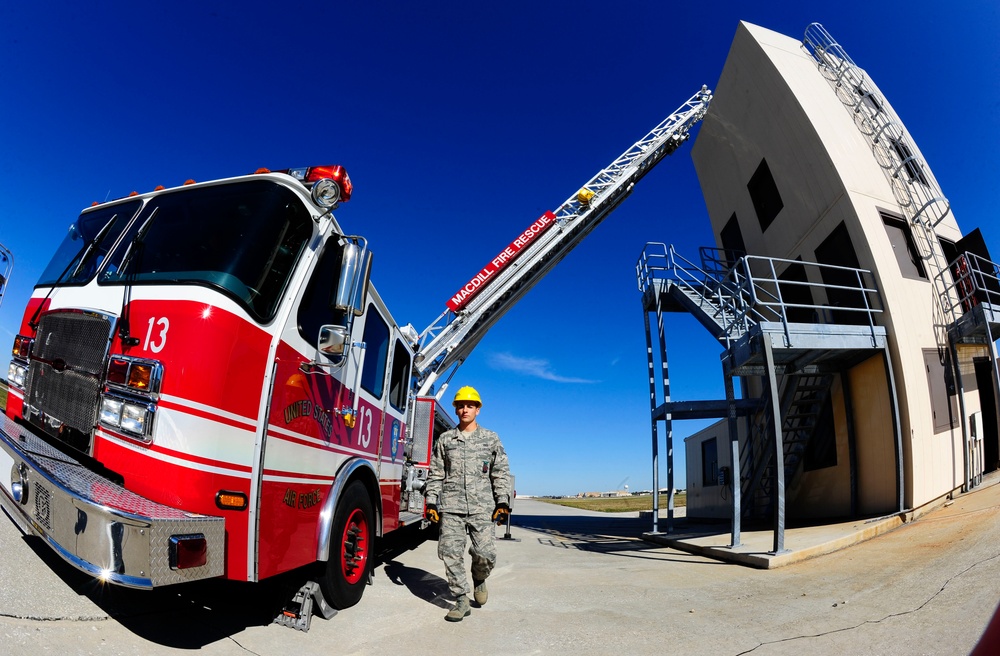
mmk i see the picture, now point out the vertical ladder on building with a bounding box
[803,23,953,312]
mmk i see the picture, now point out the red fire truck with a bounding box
[1,88,710,621]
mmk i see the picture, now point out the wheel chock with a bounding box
[273,581,337,631]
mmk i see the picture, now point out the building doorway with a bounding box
[974,357,1000,473]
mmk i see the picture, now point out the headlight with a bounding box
[7,361,26,389]
[100,397,123,426]
[100,395,152,438]
[311,178,342,208]
[120,403,149,434]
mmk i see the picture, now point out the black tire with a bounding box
[319,480,374,609]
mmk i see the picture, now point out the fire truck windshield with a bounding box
[38,200,143,287]
[99,180,314,321]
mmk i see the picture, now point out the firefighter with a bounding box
[424,386,512,622]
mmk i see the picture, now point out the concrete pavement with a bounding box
[1,475,999,655]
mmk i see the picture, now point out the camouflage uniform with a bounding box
[425,424,511,598]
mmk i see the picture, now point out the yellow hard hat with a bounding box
[453,386,482,407]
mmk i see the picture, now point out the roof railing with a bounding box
[637,243,884,347]
[934,252,1000,326]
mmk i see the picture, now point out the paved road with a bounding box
[1,481,999,655]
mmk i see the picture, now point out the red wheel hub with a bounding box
[340,508,370,584]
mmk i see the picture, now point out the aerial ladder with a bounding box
[413,86,713,400]
[0,242,12,310]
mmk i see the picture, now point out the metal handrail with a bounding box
[637,243,885,347]
[637,243,760,346]
[741,255,883,346]
[934,252,1000,325]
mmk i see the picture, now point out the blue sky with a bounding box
[1,2,998,496]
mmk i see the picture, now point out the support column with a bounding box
[724,359,741,547]
[882,345,905,512]
[841,368,859,517]
[762,338,787,554]
[642,309,660,534]
[656,303,675,534]
[987,321,1000,480]
[950,340,971,491]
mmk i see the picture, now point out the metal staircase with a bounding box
[638,241,892,548]
[636,244,760,348]
[741,373,834,520]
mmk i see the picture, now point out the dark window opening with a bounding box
[890,139,929,186]
[939,237,959,271]
[882,213,927,280]
[701,438,719,487]
[747,159,784,232]
[778,260,816,323]
[814,222,867,325]
[720,213,747,269]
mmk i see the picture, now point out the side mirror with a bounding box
[333,240,372,317]
[318,324,350,366]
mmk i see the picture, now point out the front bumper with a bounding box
[0,412,225,588]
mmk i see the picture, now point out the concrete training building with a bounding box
[638,21,999,550]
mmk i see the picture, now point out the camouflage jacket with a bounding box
[425,425,511,515]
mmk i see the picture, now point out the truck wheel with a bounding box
[320,480,373,609]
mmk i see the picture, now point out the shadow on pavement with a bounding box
[510,511,733,565]
[383,560,451,609]
[19,520,438,648]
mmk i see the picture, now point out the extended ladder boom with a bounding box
[414,86,712,397]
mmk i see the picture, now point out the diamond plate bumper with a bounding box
[0,412,225,588]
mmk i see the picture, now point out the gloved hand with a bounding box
[492,503,510,525]
[425,503,440,523]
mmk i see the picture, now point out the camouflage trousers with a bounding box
[438,512,496,597]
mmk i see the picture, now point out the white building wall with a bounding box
[689,21,980,516]
[684,421,733,519]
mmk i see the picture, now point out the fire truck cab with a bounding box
[1,166,429,610]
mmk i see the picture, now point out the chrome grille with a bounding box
[408,397,434,465]
[24,311,112,444]
[34,484,52,531]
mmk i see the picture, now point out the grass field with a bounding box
[536,493,686,513]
